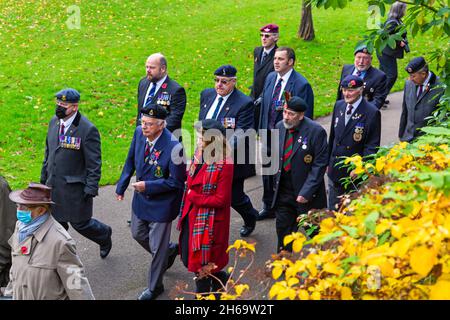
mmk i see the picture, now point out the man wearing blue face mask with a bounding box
[0,176,16,295]
[41,88,112,259]
[3,183,94,300]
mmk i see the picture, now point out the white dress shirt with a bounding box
[144,75,168,103]
[205,90,234,119]
[345,96,363,126]
[59,112,78,135]
[273,68,293,100]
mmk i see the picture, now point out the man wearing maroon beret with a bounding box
[251,23,279,129]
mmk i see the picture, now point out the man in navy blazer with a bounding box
[198,65,259,238]
[258,46,314,220]
[336,45,387,109]
[272,97,328,252]
[116,104,186,300]
[136,53,186,136]
[328,75,381,210]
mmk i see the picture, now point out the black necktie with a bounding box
[211,97,224,120]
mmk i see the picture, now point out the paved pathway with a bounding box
[72,92,403,300]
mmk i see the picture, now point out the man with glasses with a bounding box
[198,65,259,237]
[337,45,387,109]
[257,46,314,221]
[116,104,186,300]
[40,88,113,259]
[136,53,186,137]
[251,23,279,129]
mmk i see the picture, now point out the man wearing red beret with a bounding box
[251,23,279,130]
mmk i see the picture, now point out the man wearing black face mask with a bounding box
[40,88,113,259]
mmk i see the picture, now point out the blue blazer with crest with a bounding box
[115,127,186,222]
[259,69,314,131]
[327,99,381,187]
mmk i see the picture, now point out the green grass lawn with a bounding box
[0,0,442,189]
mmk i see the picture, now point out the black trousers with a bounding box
[274,186,310,252]
[231,178,258,227]
[378,53,398,96]
[59,218,110,246]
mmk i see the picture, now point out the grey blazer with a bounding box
[399,72,444,142]
[41,112,101,223]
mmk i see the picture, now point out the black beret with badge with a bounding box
[141,103,168,120]
[214,65,237,77]
[285,96,308,113]
[55,88,80,103]
[405,56,427,74]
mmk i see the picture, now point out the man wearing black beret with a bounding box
[198,64,259,237]
[41,88,113,259]
[272,96,328,251]
[336,44,388,109]
[328,75,381,210]
[399,56,444,142]
[116,103,186,300]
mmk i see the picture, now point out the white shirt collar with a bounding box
[147,131,163,147]
[422,71,432,88]
[347,96,363,112]
[276,68,293,84]
[263,46,275,55]
[59,111,78,131]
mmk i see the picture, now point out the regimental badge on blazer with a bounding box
[304,154,313,164]
[223,117,236,129]
[154,165,163,178]
[156,92,171,108]
[59,135,81,150]
[353,123,364,142]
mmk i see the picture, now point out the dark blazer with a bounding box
[328,99,381,187]
[199,88,256,180]
[382,18,408,59]
[116,128,186,222]
[259,70,314,130]
[136,75,186,132]
[250,45,277,100]
[40,112,101,223]
[399,72,444,142]
[337,64,387,109]
[272,118,328,211]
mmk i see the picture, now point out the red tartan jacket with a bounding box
[178,162,234,273]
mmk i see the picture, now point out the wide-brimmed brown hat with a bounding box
[9,183,55,205]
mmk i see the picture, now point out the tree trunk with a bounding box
[298,0,315,41]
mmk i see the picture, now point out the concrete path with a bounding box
[72,92,403,300]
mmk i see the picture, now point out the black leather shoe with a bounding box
[137,286,164,300]
[240,224,255,237]
[166,243,179,271]
[256,208,275,221]
[100,226,112,259]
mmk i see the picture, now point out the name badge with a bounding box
[59,135,81,150]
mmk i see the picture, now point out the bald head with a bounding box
[145,53,167,82]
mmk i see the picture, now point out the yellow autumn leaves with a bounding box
[268,141,450,300]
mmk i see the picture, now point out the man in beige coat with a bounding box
[0,175,16,291]
[3,183,94,300]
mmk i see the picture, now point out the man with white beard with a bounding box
[271,96,328,252]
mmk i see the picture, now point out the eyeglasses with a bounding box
[260,33,272,38]
[214,78,234,85]
[141,121,160,128]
